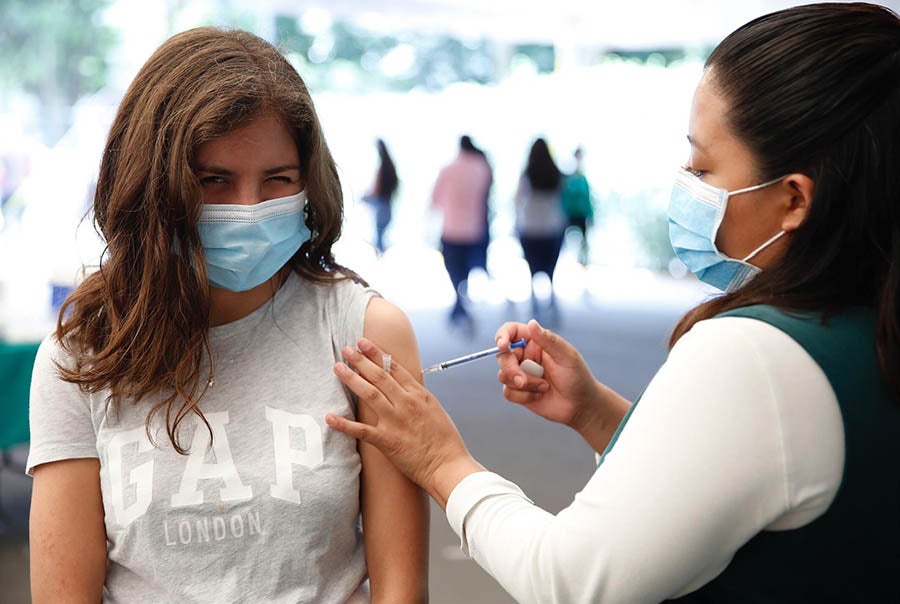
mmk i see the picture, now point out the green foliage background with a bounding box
[0,0,117,144]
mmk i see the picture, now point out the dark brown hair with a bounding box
[57,27,362,452]
[670,3,900,401]
[524,137,562,192]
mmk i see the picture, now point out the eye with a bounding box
[682,165,706,178]
[267,175,295,184]
[198,175,227,185]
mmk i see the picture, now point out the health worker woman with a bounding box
[326,3,900,603]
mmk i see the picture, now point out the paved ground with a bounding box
[0,264,709,603]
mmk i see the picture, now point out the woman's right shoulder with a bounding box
[33,333,65,371]
[33,331,77,366]
[31,332,88,392]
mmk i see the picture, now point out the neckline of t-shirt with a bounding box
[208,272,302,344]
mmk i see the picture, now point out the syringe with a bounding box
[422,338,526,374]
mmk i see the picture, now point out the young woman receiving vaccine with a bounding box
[326,3,900,602]
[27,28,428,604]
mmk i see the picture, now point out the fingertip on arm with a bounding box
[326,413,375,445]
[333,361,349,376]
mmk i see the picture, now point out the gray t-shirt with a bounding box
[28,273,376,604]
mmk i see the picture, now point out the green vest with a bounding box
[601,305,900,602]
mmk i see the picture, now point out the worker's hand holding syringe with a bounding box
[493,320,632,456]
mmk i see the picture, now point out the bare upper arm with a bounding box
[363,296,423,378]
[30,458,107,604]
[359,296,429,602]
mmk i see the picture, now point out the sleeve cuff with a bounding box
[26,448,100,476]
[445,471,532,556]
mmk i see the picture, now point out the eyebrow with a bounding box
[194,164,302,175]
[686,135,708,154]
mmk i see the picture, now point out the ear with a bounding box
[780,173,814,231]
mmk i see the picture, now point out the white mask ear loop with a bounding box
[728,174,788,264]
[742,230,787,263]
[728,175,785,197]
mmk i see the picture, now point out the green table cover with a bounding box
[0,340,40,448]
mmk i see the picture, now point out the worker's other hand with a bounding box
[495,319,603,432]
[327,338,480,504]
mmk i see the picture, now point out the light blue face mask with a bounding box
[197,191,311,292]
[668,168,786,293]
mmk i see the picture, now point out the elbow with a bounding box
[516,520,620,604]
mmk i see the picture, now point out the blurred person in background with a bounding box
[325,3,900,602]
[467,136,494,276]
[514,138,566,324]
[362,138,399,254]
[431,134,493,334]
[27,27,428,604]
[561,146,595,266]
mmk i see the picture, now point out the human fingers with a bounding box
[498,320,580,393]
[354,337,424,392]
[496,337,547,391]
[501,384,547,405]
[333,359,396,413]
[340,344,407,403]
[494,321,532,380]
[497,367,549,394]
[526,320,579,365]
[325,413,387,449]
[494,321,531,353]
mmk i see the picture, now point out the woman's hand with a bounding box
[495,319,601,427]
[326,337,485,509]
[495,320,630,454]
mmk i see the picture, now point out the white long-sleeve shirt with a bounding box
[446,316,844,604]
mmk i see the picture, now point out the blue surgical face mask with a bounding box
[668,168,786,293]
[197,191,311,292]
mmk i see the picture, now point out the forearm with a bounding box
[444,473,561,604]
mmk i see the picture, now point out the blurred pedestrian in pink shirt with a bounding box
[431,135,493,333]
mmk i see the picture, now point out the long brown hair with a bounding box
[57,27,362,452]
[669,3,900,401]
